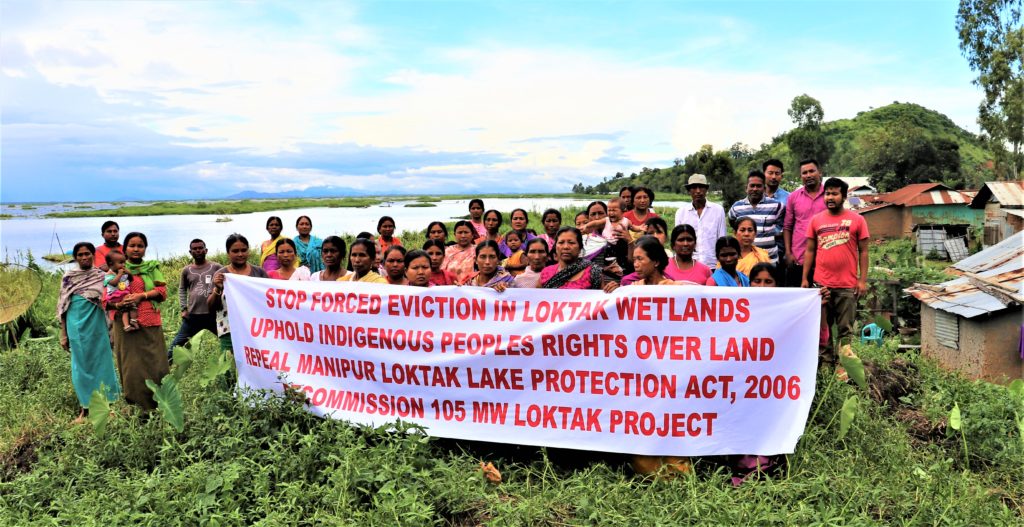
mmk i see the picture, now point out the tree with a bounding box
[956,0,1023,178]
[853,124,964,192]
[785,94,834,165]
[787,94,825,129]
[681,145,745,205]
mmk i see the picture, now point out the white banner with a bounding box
[225,274,820,456]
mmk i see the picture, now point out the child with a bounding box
[501,230,526,276]
[104,251,138,332]
[585,198,637,242]
[734,262,783,485]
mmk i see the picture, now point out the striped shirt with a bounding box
[727,197,785,262]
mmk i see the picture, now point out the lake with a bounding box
[1,198,689,266]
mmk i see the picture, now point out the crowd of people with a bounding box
[58,157,869,481]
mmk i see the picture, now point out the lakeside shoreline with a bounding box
[1,192,701,219]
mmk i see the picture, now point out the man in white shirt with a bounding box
[674,173,727,268]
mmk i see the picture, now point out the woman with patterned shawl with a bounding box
[59,242,121,422]
[540,227,616,291]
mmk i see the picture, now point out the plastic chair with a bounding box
[860,323,884,346]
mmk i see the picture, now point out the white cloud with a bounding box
[2,1,985,199]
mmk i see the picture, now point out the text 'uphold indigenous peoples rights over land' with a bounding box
[226,275,820,456]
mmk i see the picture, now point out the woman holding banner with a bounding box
[540,227,617,292]
[210,234,269,354]
[460,240,514,291]
[625,237,693,476]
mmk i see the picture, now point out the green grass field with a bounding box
[0,239,1020,525]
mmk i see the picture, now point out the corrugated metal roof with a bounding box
[970,181,1024,208]
[952,230,1024,274]
[856,202,894,213]
[863,183,973,208]
[988,181,1024,206]
[906,231,1024,318]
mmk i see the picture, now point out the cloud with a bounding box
[1,1,985,202]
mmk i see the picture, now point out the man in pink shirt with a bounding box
[802,177,870,366]
[783,159,826,286]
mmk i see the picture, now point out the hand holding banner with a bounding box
[225,275,820,456]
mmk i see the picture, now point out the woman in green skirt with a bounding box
[58,242,121,422]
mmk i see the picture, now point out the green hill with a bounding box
[580,102,996,196]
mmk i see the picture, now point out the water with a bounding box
[0,198,690,266]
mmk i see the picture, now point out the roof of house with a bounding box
[835,177,875,191]
[969,181,1024,209]
[872,183,973,207]
[906,230,1024,318]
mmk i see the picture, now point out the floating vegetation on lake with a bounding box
[215,216,233,222]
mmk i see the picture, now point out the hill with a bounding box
[579,102,997,197]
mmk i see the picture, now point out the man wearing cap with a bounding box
[783,158,827,286]
[727,170,785,263]
[674,174,726,268]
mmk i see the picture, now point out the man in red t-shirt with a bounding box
[94,220,122,270]
[802,178,869,364]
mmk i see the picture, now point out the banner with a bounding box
[224,274,820,456]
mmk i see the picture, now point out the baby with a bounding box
[501,230,526,276]
[104,251,139,332]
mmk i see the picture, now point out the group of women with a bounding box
[59,196,787,480]
[59,233,169,419]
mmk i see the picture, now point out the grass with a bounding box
[2,260,1023,524]
[405,203,438,208]
[45,198,384,218]
[1,236,1020,524]
[0,264,42,325]
[0,214,13,220]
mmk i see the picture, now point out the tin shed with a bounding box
[906,231,1024,383]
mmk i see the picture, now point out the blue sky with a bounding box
[1,0,979,202]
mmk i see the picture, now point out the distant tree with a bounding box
[854,124,964,192]
[785,94,834,165]
[787,94,825,129]
[957,0,1023,178]
[680,145,744,205]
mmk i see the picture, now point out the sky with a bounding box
[0,0,982,202]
